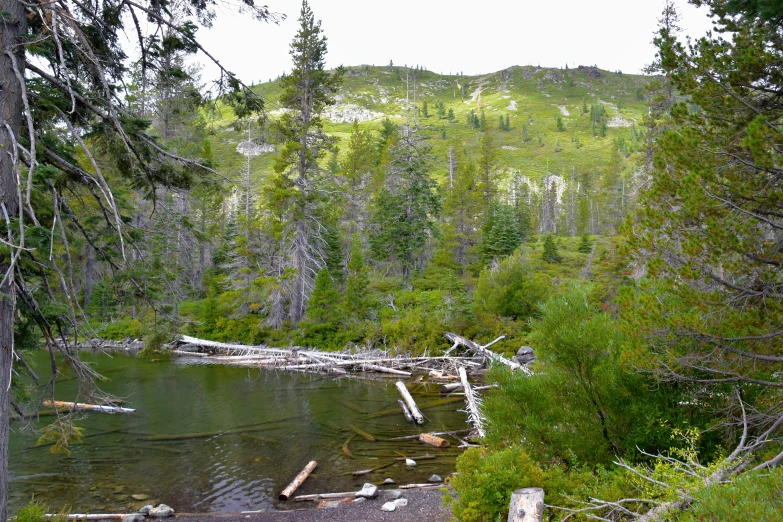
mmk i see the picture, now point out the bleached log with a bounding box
[170,349,209,357]
[398,400,414,423]
[279,460,318,500]
[440,382,463,394]
[459,367,486,439]
[508,487,545,522]
[42,400,134,414]
[445,332,531,374]
[399,483,446,489]
[293,491,356,502]
[361,364,412,376]
[386,429,471,441]
[395,381,425,425]
[44,515,137,520]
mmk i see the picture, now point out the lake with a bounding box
[9,351,468,514]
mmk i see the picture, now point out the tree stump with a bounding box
[507,487,544,522]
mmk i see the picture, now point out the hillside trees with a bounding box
[271,0,343,324]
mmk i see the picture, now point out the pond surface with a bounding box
[9,352,468,514]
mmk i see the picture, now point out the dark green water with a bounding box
[9,352,468,514]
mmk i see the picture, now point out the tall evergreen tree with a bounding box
[272,0,343,324]
[306,268,341,323]
[344,237,371,321]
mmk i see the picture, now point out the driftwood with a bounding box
[44,515,139,520]
[399,483,446,489]
[342,434,356,458]
[445,332,531,374]
[42,400,135,414]
[348,425,376,441]
[440,382,463,394]
[398,400,414,423]
[294,491,357,502]
[395,381,425,424]
[459,367,486,439]
[419,433,451,448]
[279,460,318,500]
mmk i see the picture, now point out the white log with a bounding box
[459,367,486,439]
[386,429,472,441]
[398,400,415,423]
[44,515,136,520]
[279,460,318,500]
[395,381,425,425]
[362,364,412,376]
[507,487,545,522]
[42,400,135,414]
[445,332,531,374]
[399,483,446,489]
[292,491,357,502]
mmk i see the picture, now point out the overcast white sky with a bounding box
[194,0,715,84]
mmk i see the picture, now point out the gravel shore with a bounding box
[176,487,454,522]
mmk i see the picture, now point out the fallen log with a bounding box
[361,364,411,376]
[279,460,318,500]
[342,434,356,458]
[459,367,486,439]
[43,515,143,520]
[294,491,356,502]
[399,483,447,489]
[366,396,463,419]
[445,332,530,374]
[398,400,414,423]
[42,400,134,414]
[440,382,463,394]
[348,425,376,441]
[395,381,425,424]
[419,433,451,448]
[386,429,472,442]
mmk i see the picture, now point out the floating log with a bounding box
[398,400,414,423]
[338,398,369,414]
[346,460,397,476]
[508,487,545,522]
[440,382,463,394]
[419,433,451,448]
[459,367,486,439]
[366,396,463,419]
[361,364,411,376]
[395,381,425,424]
[11,409,57,422]
[136,425,281,441]
[42,400,135,414]
[279,460,318,500]
[386,429,472,441]
[348,425,376,441]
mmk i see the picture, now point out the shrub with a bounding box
[679,468,783,522]
[14,500,47,522]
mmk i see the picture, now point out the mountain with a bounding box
[206,64,651,186]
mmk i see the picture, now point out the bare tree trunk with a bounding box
[0,0,26,518]
[84,244,94,309]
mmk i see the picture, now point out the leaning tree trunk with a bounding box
[0,0,26,519]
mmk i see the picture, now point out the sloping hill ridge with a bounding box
[209,64,651,186]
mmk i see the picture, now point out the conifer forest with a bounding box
[1,0,783,520]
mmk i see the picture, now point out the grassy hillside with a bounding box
[206,64,650,186]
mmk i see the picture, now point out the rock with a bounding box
[323,501,341,509]
[394,498,408,508]
[405,459,416,467]
[428,474,443,483]
[514,346,536,365]
[150,504,174,518]
[381,502,397,512]
[131,494,150,501]
[139,505,153,515]
[355,483,378,499]
[123,515,146,522]
[353,497,366,504]
[388,490,402,500]
[382,477,396,485]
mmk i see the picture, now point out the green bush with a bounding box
[473,252,551,321]
[678,468,783,522]
[14,500,47,522]
[96,317,143,340]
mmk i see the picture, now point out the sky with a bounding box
[193,0,716,85]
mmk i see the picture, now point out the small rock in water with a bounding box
[355,483,378,499]
[405,459,416,467]
[138,505,153,515]
[428,474,443,483]
[382,477,396,485]
[150,504,175,518]
[394,498,408,508]
[388,490,402,500]
[131,494,150,501]
[381,501,397,512]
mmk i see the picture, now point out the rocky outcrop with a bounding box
[324,104,382,123]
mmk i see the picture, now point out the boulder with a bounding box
[428,474,443,483]
[513,346,536,365]
[394,498,408,508]
[381,502,397,512]
[355,483,378,499]
[123,515,146,522]
[138,505,153,515]
[388,490,402,500]
[149,504,174,518]
[405,459,416,467]
[382,477,396,485]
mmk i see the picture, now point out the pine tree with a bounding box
[272,0,343,324]
[557,116,565,132]
[578,233,593,253]
[522,124,531,142]
[422,100,429,118]
[442,156,483,270]
[307,268,341,323]
[447,108,455,121]
[480,109,486,132]
[344,237,371,321]
[505,114,510,131]
[481,203,523,262]
[542,234,562,263]
[499,114,505,131]
[478,131,499,204]
[442,125,447,139]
